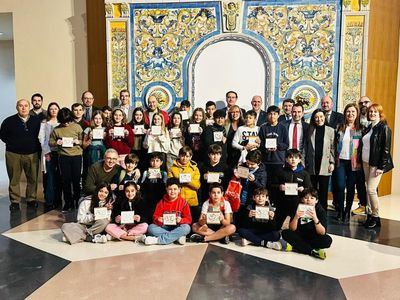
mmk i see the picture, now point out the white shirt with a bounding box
[362,129,373,163]
[201,200,232,215]
[339,127,351,160]
[288,121,303,150]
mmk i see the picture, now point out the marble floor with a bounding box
[0,163,400,299]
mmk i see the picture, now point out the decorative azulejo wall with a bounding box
[105,0,369,114]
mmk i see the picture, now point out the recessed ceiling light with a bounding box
[0,32,4,35]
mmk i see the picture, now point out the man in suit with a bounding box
[115,89,134,122]
[250,95,267,126]
[321,95,344,129]
[278,98,294,123]
[81,90,100,122]
[219,91,246,117]
[283,103,309,155]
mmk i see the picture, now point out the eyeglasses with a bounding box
[105,157,118,161]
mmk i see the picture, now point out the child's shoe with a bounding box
[190,234,205,243]
[106,234,113,241]
[177,236,186,245]
[144,236,158,245]
[92,234,108,244]
[311,249,326,260]
[62,235,68,243]
[135,234,146,243]
[266,241,283,251]
[220,236,230,245]
[241,238,250,247]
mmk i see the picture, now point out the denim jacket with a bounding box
[335,127,362,171]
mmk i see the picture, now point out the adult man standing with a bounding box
[283,103,309,153]
[72,103,89,130]
[81,91,99,122]
[115,89,134,122]
[84,148,122,195]
[143,95,170,126]
[29,93,47,120]
[278,98,294,123]
[250,95,267,126]
[0,99,41,211]
[321,95,344,129]
[358,96,371,128]
[219,91,246,117]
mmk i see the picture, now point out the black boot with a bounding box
[376,217,381,227]
[343,211,350,225]
[363,214,372,228]
[335,210,343,223]
[366,216,378,229]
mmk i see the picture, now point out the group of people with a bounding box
[0,90,393,260]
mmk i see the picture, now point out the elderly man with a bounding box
[0,99,41,211]
[219,91,246,117]
[81,91,100,122]
[278,98,294,123]
[250,95,267,126]
[84,148,122,195]
[144,95,169,126]
[115,89,134,122]
[321,95,344,129]
[29,93,47,120]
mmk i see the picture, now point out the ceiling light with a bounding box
[0,32,4,35]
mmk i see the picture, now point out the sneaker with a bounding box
[190,234,205,243]
[279,239,292,252]
[241,238,250,247]
[220,236,230,245]
[352,205,366,215]
[266,241,283,251]
[144,236,158,245]
[92,234,107,244]
[62,235,68,243]
[134,234,146,243]
[311,249,326,260]
[106,234,113,241]
[177,236,186,245]
[9,203,20,212]
[27,201,38,209]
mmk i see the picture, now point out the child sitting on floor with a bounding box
[105,182,148,242]
[281,189,333,260]
[145,178,192,245]
[61,182,113,244]
[238,187,280,248]
[190,183,236,244]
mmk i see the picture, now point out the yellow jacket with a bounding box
[168,159,201,206]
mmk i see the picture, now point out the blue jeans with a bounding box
[335,159,356,213]
[148,224,191,245]
[238,228,280,246]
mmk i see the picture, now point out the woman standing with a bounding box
[225,105,245,168]
[334,103,363,223]
[360,104,393,228]
[304,109,335,210]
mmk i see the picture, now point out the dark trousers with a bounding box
[190,205,201,225]
[59,155,82,208]
[238,228,280,246]
[310,175,330,210]
[355,168,367,207]
[43,152,62,208]
[265,163,283,206]
[275,196,299,230]
[335,159,356,213]
[282,229,332,255]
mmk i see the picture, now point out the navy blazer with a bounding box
[325,111,344,129]
[282,120,309,152]
[255,110,268,126]
[278,114,292,124]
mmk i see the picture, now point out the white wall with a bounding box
[193,40,266,111]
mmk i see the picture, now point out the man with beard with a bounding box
[29,93,47,120]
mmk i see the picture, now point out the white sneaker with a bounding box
[135,234,146,243]
[144,236,158,245]
[177,236,186,245]
[106,234,113,241]
[266,241,282,251]
[241,238,250,247]
[93,234,107,244]
[62,235,68,243]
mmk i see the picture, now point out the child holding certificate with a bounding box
[281,189,332,260]
[274,149,312,230]
[61,183,113,244]
[129,107,148,171]
[168,146,201,221]
[190,183,236,244]
[82,110,106,166]
[105,182,148,242]
[145,178,192,245]
[113,154,141,197]
[238,188,280,247]
[184,108,206,164]
[167,112,185,169]
[202,110,228,164]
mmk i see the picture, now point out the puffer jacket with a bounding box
[168,159,201,206]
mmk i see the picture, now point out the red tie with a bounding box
[292,123,298,149]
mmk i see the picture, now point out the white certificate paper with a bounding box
[206,212,221,224]
[163,213,177,225]
[180,110,189,120]
[189,124,200,133]
[92,128,104,140]
[207,172,220,183]
[297,204,315,219]
[255,206,269,220]
[113,126,125,137]
[265,138,277,148]
[148,168,161,179]
[62,137,74,148]
[94,207,108,220]
[170,128,181,138]
[205,119,214,126]
[121,211,135,224]
[285,183,298,195]
[213,131,223,142]
[151,125,161,136]
[179,173,192,183]
[237,166,250,178]
[134,125,145,135]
